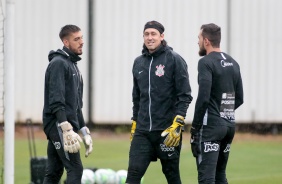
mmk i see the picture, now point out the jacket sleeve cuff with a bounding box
[77,109,86,128]
[191,122,202,131]
[55,109,67,123]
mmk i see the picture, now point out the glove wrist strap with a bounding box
[190,125,201,135]
[80,126,90,136]
[59,121,73,131]
[175,115,185,126]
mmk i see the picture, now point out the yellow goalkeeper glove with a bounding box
[130,120,136,142]
[161,115,185,147]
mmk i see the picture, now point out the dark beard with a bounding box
[198,48,207,56]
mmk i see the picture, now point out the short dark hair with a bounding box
[200,23,221,48]
[59,25,81,41]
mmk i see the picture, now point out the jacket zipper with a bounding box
[148,56,153,131]
[73,63,80,112]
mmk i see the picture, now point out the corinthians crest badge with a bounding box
[53,141,61,150]
[155,64,165,77]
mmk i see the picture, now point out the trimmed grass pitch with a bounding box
[2,128,282,184]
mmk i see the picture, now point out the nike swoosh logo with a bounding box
[168,153,175,157]
[139,71,143,74]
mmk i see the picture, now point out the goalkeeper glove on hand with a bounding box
[59,121,82,153]
[80,126,93,157]
[161,115,185,147]
[130,120,136,142]
[190,126,201,157]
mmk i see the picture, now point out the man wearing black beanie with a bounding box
[126,20,193,184]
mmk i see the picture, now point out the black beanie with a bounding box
[143,20,165,34]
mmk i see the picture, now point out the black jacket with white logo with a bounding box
[132,44,193,131]
[43,47,85,137]
[192,52,244,129]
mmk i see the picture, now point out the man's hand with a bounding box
[190,126,201,157]
[130,120,136,142]
[161,115,185,147]
[59,121,82,153]
[80,126,93,157]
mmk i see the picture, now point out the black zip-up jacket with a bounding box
[132,44,193,131]
[43,47,85,137]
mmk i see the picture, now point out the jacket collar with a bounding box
[142,44,167,57]
[62,46,81,63]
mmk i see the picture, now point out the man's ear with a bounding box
[160,33,164,41]
[62,39,69,47]
[204,37,209,46]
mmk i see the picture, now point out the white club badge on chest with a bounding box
[155,64,165,77]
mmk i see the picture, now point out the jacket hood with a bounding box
[142,44,173,57]
[48,46,81,63]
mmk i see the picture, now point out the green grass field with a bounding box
[3,131,282,184]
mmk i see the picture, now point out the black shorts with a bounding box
[130,129,182,161]
[126,129,183,184]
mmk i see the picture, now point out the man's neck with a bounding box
[206,47,221,55]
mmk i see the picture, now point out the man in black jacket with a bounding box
[190,23,244,184]
[42,25,93,184]
[126,20,193,184]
